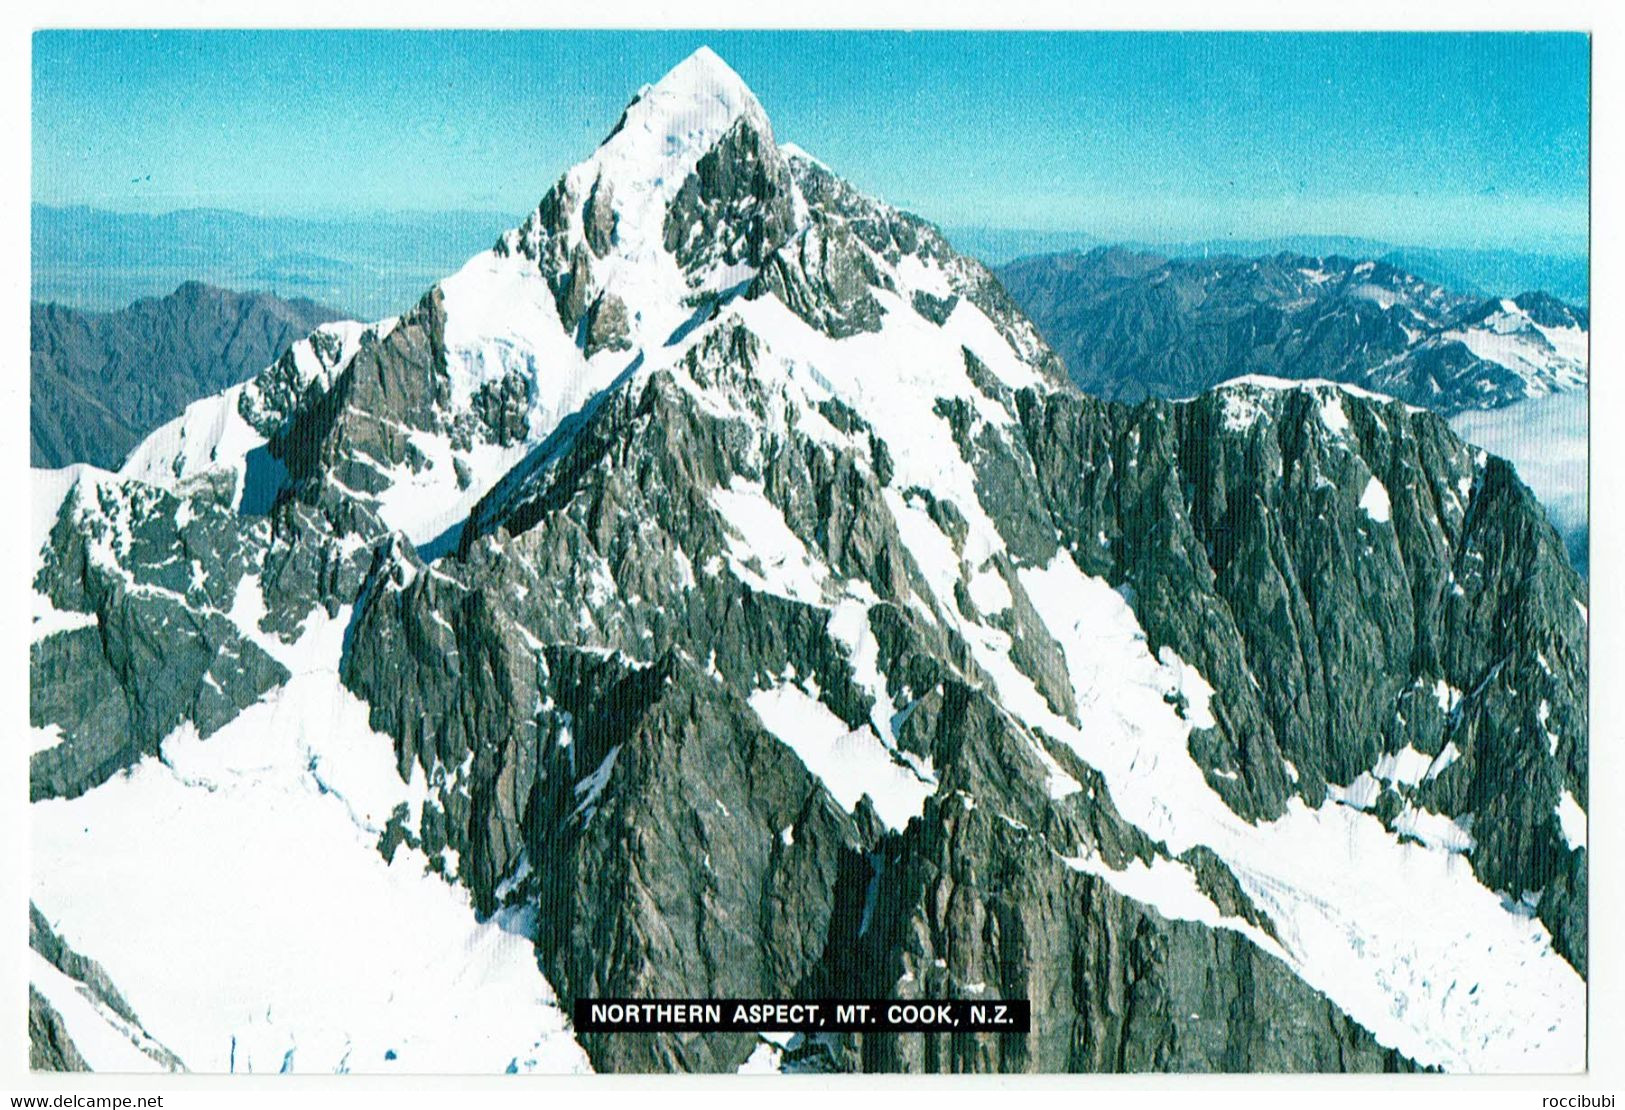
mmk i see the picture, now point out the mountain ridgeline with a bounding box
[997,247,1587,412]
[31,282,344,469]
[29,49,1587,1075]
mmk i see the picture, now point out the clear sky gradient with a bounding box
[32,30,1590,252]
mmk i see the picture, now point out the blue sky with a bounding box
[32,30,1589,252]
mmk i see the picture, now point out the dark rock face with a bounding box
[1506,291,1587,332]
[804,682,1413,1075]
[239,323,360,438]
[275,291,452,496]
[665,117,797,281]
[338,323,1572,1070]
[1016,383,1588,971]
[30,906,139,1036]
[29,989,88,1073]
[751,156,1067,387]
[997,249,1586,413]
[841,804,1411,1073]
[30,480,288,801]
[31,282,344,469]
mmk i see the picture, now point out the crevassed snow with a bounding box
[748,683,934,832]
[999,547,1582,1072]
[732,288,1046,494]
[116,384,270,510]
[32,605,589,1075]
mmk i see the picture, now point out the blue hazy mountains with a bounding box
[954,228,1588,309]
[995,247,1589,575]
[994,248,1588,412]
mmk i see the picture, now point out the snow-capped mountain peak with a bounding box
[94,47,1067,556]
[488,46,788,349]
[605,45,768,170]
[551,45,778,277]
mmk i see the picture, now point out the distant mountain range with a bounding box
[954,228,1588,308]
[31,206,515,321]
[31,282,343,469]
[996,247,1587,413]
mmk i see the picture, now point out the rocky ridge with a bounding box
[31,283,344,470]
[997,248,1588,413]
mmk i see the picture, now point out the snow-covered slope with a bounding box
[1437,296,1588,400]
[118,320,377,505]
[32,605,589,1074]
[29,47,1588,1075]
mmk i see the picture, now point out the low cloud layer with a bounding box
[1452,393,1588,577]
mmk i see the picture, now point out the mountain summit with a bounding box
[31,50,1587,1076]
[499,44,788,354]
